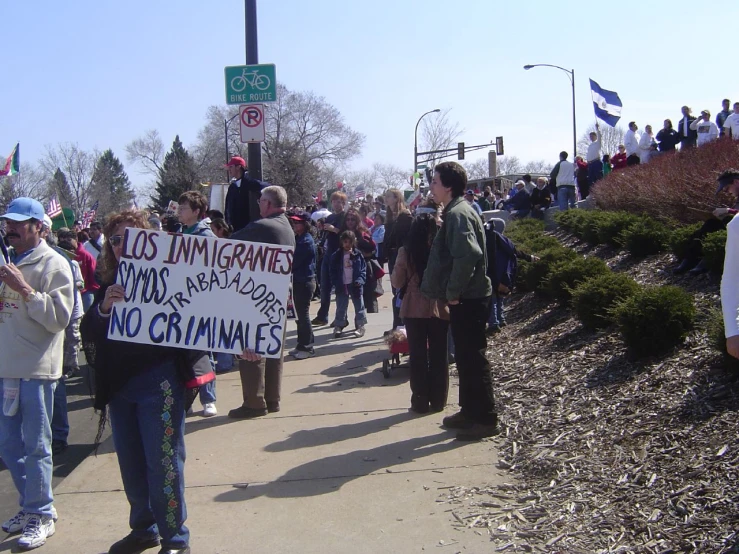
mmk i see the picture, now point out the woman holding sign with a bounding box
[80,210,203,554]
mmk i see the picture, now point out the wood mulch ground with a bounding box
[439,232,739,553]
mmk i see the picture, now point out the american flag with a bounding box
[47,195,62,217]
[81,200,99,228]
[354,186,365,201]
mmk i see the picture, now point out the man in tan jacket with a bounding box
[0,197,74,550]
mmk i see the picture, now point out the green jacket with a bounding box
[420,196,492,301]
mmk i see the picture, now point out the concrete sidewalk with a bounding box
[15,299,505,553]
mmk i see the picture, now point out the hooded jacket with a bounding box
[0,240,75,379]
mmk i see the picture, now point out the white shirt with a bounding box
[624,129,640,157]
[721,215,739,337]
[311,208,331,222]
[723,113,739,140]
[556,160,575,186]
[586,131,601,162]
[690,118,719,146]
[83,235,104,260]
[638,132,654,164]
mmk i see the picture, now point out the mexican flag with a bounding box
[0,143,19,176]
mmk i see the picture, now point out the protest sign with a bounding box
[107,228,293,358]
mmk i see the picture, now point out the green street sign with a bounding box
[224,64,277,105]
[416,164,428,170]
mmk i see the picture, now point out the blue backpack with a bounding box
[485,225,518,291]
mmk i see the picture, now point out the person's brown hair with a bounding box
[331,191,348,205]
[342,207,369,236]
[434,162,468,198]
[210,218,232,238]
[97,210,151,285]
[178,191,208,220]
[384,188,409,224]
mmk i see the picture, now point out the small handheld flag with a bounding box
[47,195,62,218]
[589,79,623,127]
[0,144,19,177]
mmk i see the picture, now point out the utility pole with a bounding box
[245,0,262,181]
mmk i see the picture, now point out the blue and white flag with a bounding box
[589,79,622,127]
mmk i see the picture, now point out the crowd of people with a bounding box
[2,144,736,553]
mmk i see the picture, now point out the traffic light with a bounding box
[496,136,504,156]
[457,142,465,160]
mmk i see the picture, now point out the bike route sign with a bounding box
[224,64,277,105]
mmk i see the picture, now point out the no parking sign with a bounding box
[239,104,266,143]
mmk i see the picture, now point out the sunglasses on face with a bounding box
[109,235,124,247]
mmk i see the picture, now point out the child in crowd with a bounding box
[485,218,537,335]
[329,230,367,338]
[289,212,317,359]
[371,211,385,263]
[357,236,384,314]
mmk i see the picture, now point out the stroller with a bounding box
[382,326,409,378]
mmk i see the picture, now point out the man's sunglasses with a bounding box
[109,235,124,247]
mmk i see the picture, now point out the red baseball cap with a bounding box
[224,156,246,168]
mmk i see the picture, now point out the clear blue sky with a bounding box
[4,0,739,191]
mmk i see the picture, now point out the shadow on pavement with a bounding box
[214,430,460,500]
[264,411,414,452]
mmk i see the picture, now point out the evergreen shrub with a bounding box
[517,246,577,293]
[619,217,672,257]
[669,222,703,260]
[597,212,641,246]
[702,230,727,274]
[614,286,695,357]
[571,273,641,329]
[544,256,611,302]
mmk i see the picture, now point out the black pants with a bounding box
[364,276,379,313]
[449,297,497,425]
[293,280,315,348]
[685,218,729,263]
[404,317,450,411]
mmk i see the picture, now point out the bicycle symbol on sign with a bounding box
[231,69,271,92]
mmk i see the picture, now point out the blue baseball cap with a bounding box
[1,197,46,222]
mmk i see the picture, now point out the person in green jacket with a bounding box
[420,162,497,440]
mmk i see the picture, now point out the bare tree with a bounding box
[373,163,409,191]
[39,143,98,216]
[0,163,46,213]
[345,167,379,199]
[192,83,365,201]
[418,109,463,169]
[463,159,491,180]
[522,159,554,174]
[125,129,165,177]
[496,155,523,175]
[577,124,625,158]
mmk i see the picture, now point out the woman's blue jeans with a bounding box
[108,362,189,549]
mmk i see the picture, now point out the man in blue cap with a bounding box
[0,197,74,550]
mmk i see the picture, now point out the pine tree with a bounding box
[48,169,74,211]
[90,149,135,218]
[150,136,199,212]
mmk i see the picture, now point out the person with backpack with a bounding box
[484,219,538,335]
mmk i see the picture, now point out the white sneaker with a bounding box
[202,403,217,417]
[18,515,55,550]
[333,326,343,338]
[355,326,365,338]
[292,348,316,360]
[2,507,57,534]
[288,348,299,357]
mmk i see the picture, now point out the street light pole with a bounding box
[414,108,441,177]
[524,64,577,158]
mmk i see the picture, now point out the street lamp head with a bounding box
[432,108,441,113]
[523,65,534,70]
